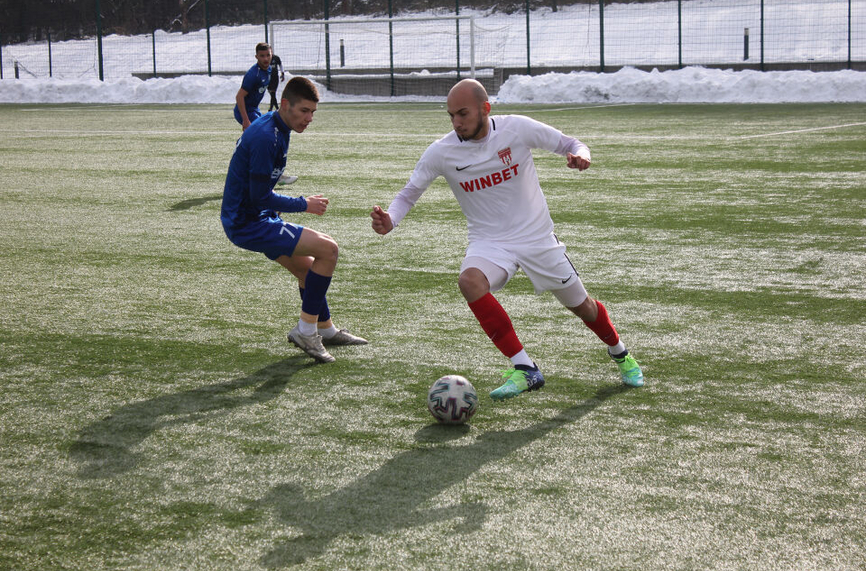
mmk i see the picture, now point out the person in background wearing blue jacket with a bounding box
[221,77,367,363]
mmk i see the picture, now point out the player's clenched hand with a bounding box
[567,152,591,171]
[305,194,329,215]
[370,205,393,235]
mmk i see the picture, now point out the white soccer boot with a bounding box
[322,329,369,346]
[277,173,298,185]
[287,326,335,363]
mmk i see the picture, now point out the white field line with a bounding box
[19,102,634,113]
[0,128,436,138]
[0,128,760,141]
[525,103,637,112]
[3,128,230,136]
[738,122,866,139]
[3,118,863,141]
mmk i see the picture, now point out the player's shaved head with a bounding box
[446,79,491,141]
[448,79,488,106]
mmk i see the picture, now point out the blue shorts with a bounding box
[227,216,304,261]
[234,106,262,126]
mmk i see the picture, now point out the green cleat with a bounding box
[489,366,545,401]
[612,352,644,387]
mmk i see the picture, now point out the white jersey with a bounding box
[388,114,590,244]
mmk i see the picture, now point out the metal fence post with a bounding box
[324,0,332,91]
[677,0,682,68]
[388,0,395,96]
[849,0,853,69]
[206,0,212,76]
[760,0,764,71]
[95,0,104,80]
[456,0,461,80]
[599,0,605,72]
[525,0,531,76]
[152,30,157,75]
[470,15,475,78]
[264,0,269,43]
[48,31,53,77]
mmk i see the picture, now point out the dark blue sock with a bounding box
[300,270,332,318]
[299,287,331,322]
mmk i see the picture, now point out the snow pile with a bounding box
[2,67,864,104]
[495,67,866,104]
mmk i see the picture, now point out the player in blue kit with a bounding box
[233,42,272,131]
[222,76,367,363]
[234,43,297,184]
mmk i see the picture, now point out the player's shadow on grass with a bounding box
[259,383,632,568]
[69,356,314,479]
[167,194,222,211]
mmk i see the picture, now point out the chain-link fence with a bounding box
[1,0,863,92]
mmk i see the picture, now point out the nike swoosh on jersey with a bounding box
[455,164,473,171]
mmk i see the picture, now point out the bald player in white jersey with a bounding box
[371,79,644,400]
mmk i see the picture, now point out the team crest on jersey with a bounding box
[498,147,513,165]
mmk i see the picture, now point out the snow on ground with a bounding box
[0,66,864,104]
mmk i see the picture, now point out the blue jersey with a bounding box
[235,63,271,115]
[221,111,306,239]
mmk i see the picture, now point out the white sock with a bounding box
[298,320,317,336]
[608,341,627,357]
[317,325,338,339]
[510,350,535,368]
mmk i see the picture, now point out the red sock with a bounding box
[467,293,523,358]
[583,300,620,347]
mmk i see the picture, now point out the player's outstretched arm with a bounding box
[305,194,329,216]
[566,152,591,171]
[370,205,393,235]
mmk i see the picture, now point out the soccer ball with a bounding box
[427,375,479,425]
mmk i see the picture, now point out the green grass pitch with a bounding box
[0,101,864,570]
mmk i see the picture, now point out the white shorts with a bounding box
[460,234,588,306]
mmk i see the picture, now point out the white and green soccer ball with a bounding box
[427,375,479,425]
